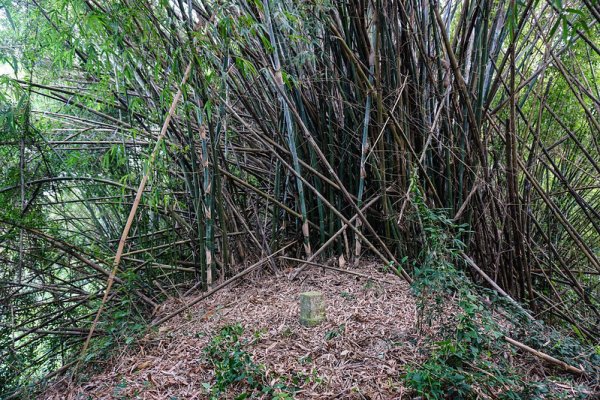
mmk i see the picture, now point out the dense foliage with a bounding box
[0,0,598,396]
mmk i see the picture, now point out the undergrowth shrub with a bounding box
[202,324,292,399]
[401,186,596,399]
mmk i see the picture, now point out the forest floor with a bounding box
[42,262,594,399]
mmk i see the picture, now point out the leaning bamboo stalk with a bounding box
[223,94,413,283]
[504,336,585,375]
[274,79,402,267]
[78,61,193,361]
[485,115,600,274]
[290,194,382,279]
[150,242,295,327]
[461,252,534,321]
[282,256,395,285]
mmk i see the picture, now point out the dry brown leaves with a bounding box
[42,262,427,399]
[41,261,591,399]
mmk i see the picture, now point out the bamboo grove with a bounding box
[0,0,598,392]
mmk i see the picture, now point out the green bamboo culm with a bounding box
[263,0,312,258]
[355,13,377,259]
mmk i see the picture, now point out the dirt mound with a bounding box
[43,263,426,399]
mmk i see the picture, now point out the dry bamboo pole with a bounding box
[290,194,382,279]
[282,256,395,285]
[198,118,213,287]
[78,61,193,361]
[222,99,413,283]
[150,242,295,327]
[504,336,585,375]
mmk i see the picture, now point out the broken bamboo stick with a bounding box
[504,336,585,375]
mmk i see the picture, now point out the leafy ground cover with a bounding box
[41,262,597,399]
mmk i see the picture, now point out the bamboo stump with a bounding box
[299,291,325,327]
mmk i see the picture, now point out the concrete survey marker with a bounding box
[299,291,325,327]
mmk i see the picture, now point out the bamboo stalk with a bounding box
[79,61,194,362]
[504,336,585,375]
